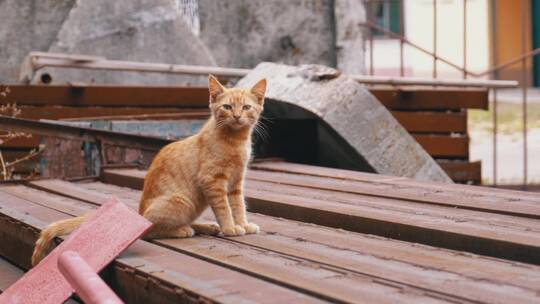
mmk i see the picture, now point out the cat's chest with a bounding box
[214,144,250,165]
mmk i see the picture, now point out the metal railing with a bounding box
[364,0,538,189]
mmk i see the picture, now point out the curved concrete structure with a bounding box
[237,62,452,183]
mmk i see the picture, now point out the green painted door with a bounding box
[532,0,540,87]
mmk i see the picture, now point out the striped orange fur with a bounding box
[31,75,266,266]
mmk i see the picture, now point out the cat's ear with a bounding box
[208,74,225,102]
[250,78,266,104]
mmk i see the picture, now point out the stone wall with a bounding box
[0,0,366,84]
[0,0,76,81]
[198,0,336,69]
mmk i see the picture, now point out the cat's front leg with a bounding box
[201,176,245,236]
[229,183,260,234]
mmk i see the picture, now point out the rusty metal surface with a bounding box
[370,88,489,110]
[100,167,540,265]
[77,181,540,304]
[25,180,466,303]
[3,84,483,184]
[413,134,469,158]
[1,85,209,107]
[248,162,540,218]
[0,186,323,304]
[2,172,540,302]
[0,116,172,152]
[437,160,481,184]
[391,111,467,133]
[21,181,513,304]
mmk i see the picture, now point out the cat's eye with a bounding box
[242,105,251,110]
[222,104,232,110]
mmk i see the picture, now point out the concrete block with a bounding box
[237,62,452,182]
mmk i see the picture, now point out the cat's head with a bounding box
[207,74,266,130]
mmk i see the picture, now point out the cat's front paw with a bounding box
[242,222,260,234]
[221,225,246,237]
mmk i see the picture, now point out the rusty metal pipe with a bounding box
[521,0,528,189]
[19,52,518,88]
[463,0,467,79]
[433,0,438,78]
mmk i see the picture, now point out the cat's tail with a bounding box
[31,213,91,267]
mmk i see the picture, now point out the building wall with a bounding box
[0,0,367,84]
[368,0,490,79]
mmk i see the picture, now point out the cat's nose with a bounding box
[233,115,241,121]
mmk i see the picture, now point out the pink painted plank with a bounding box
[0,197,152,304]
[58,251,123,304]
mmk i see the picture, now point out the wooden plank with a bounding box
[248,161,540,205]
[79,181,540,304]
[17,183,458,304]
[0,187,323,304]
[371,88,488,110]
[0,198,151,304]
[391,111,467,133]
[438,160,481,183]
[98,169,540,264]
[414,134,469,158]
[1,85,208,107]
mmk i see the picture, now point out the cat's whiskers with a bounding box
[252,120,270,143]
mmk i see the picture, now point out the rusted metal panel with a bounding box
[2,84,487,110]
[0,116,171,151]
[40,137,89,178]
[370,88,489,110]
[437,160,481,184]
[414,134,469,158]
[8,175,540,302]
[59,180,540,304]
[248,162,540,216]
[1,85,209,107]
[391,111,467,133]
[23,182,479,303]
[0,186,326,304]
[100,168,540,264]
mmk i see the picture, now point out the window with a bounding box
[369,0,403,37]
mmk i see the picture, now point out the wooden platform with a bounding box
[0,161,538,303]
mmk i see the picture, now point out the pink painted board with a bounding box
[0,197,152,304]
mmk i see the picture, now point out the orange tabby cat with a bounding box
[31,75,266,266]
